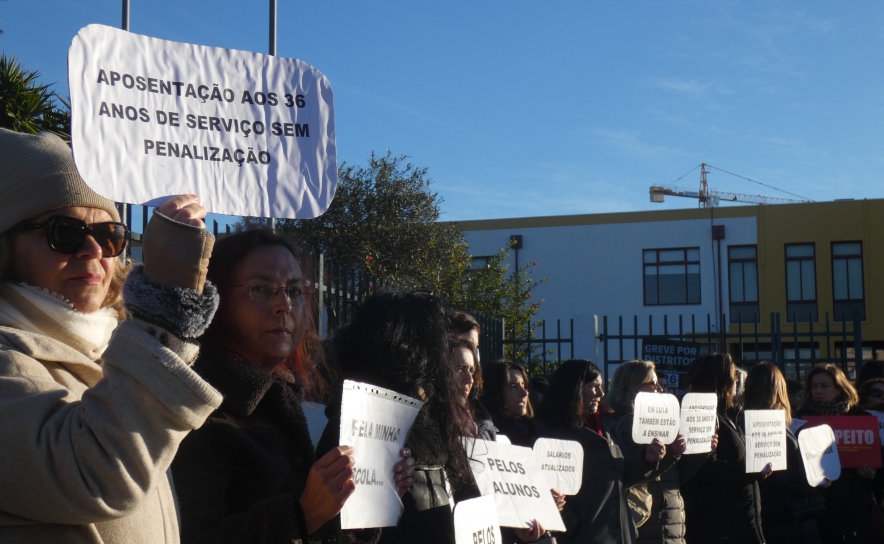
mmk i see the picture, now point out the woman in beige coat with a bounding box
[0,128,223,543]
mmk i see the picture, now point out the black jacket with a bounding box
[682,403,765,544]
[612,410,684,544]
[171,345,373,544]
[543,415,663,544]
[758,428,823,544]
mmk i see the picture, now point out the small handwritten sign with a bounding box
[632,392,681,444]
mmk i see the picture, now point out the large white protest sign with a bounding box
[632,392,681,445]
[466,439,565,532]
[680,393,718,454]
[454,495,502,544]
[68,24,336,218]
[798,424,841,487]
[339,380,423,529]
[867,410,884,445]
[532,438,584,495]
[744,410,787,473]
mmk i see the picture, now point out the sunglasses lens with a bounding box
[49,219,87,254]
[93,223,128,257]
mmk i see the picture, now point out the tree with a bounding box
[273,151,547,344]
[0,53,71,141]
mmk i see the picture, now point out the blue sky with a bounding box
[2,1,883,222]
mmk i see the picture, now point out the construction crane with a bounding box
[650,163,812,208]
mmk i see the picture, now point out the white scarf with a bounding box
[0,282,118,360]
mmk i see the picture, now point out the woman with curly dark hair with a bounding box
[318,290,474,544]
[537,359,668,544]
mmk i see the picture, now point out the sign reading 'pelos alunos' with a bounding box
[68,24,336,219]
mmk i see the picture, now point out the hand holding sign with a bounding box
[680,393,718,454]
[339,381,424,529]
[744,410,787,473]
[632,392,681,444]
[798,424,841,487]
[532,438,584,495]
[300,446,357,534]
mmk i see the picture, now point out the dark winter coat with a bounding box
[797,405,876,544]
[171,345,363,544]
[681,403,765,544]
[493,416,543,448]
[758,428,823,544]
[543,415,664,544]
[613,410,684,544]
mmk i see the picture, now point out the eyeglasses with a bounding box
[13,216,130,258]
[234,284,305,306]
[870,389,884,399]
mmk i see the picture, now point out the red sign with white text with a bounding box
[803,416,881,468]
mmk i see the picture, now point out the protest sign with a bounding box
[866,410,884,445]
[466,439,565,532]
[632,392,681,445]
[641,337,701,398]
[803,416,881,468]
[68,24,336,219]
[453,495,502,544]
[339,380,424,529]
[532,438,584,495]
[797,424,841,486]
[679,393,718,454]
[744,410,787,473]
[496,435,512,446]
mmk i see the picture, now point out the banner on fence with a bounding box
[803,416,881,468]
[532,438,584,495]
[680,392,718,454]
[339,380,424,529]
[454,495,502,544]
[466,439,565,531]
[68,24,337,219]
[744,410,788,473]
[798,424,841,486]
[640,337,701,398]
[632,392,681,445]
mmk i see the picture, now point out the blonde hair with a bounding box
[607,360,656,409]
[804,364,859,408]
[744,362,792,424]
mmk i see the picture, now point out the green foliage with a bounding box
[0,53,71,141]
[275,150,548,346]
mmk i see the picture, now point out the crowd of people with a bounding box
[1,127,883,544]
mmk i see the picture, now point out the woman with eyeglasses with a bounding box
[0,129,223,542]
[681,353,771,544]
[796,364,875,544]
[170,230,414,544]
[607,361,688,544]
[537,359,669,544]
[744,363,823,544]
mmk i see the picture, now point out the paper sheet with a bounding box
[632,392,681,444]
[532,438,584,495]
[454,495,502,544]
[679,393,718,454]
[797,424,841,486]
[744,410,787,473]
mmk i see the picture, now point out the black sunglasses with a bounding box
[14,215,131,258]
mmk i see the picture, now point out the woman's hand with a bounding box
[551,488,567,511]
[157,194,206,228]
[711,433,719,452]
[671,434,687,456]
[394,448,415,497]
[859,463,877,479]
[645,438,666,463]
[513,519,544,542]
[760,462,773,480]
[299,446,356,535]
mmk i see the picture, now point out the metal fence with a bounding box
[500,319,574,378]
[598,312,864,382]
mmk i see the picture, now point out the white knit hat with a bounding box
[0,128,120,234]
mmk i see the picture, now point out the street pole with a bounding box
[268,0,277,230]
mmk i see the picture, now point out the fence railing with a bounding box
[598,312,863,382]
[501,319,574,378]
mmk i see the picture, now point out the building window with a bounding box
[832,242,865,321]
[785,244,817,322]
[728,245,759,323]
[643,248,701,305]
